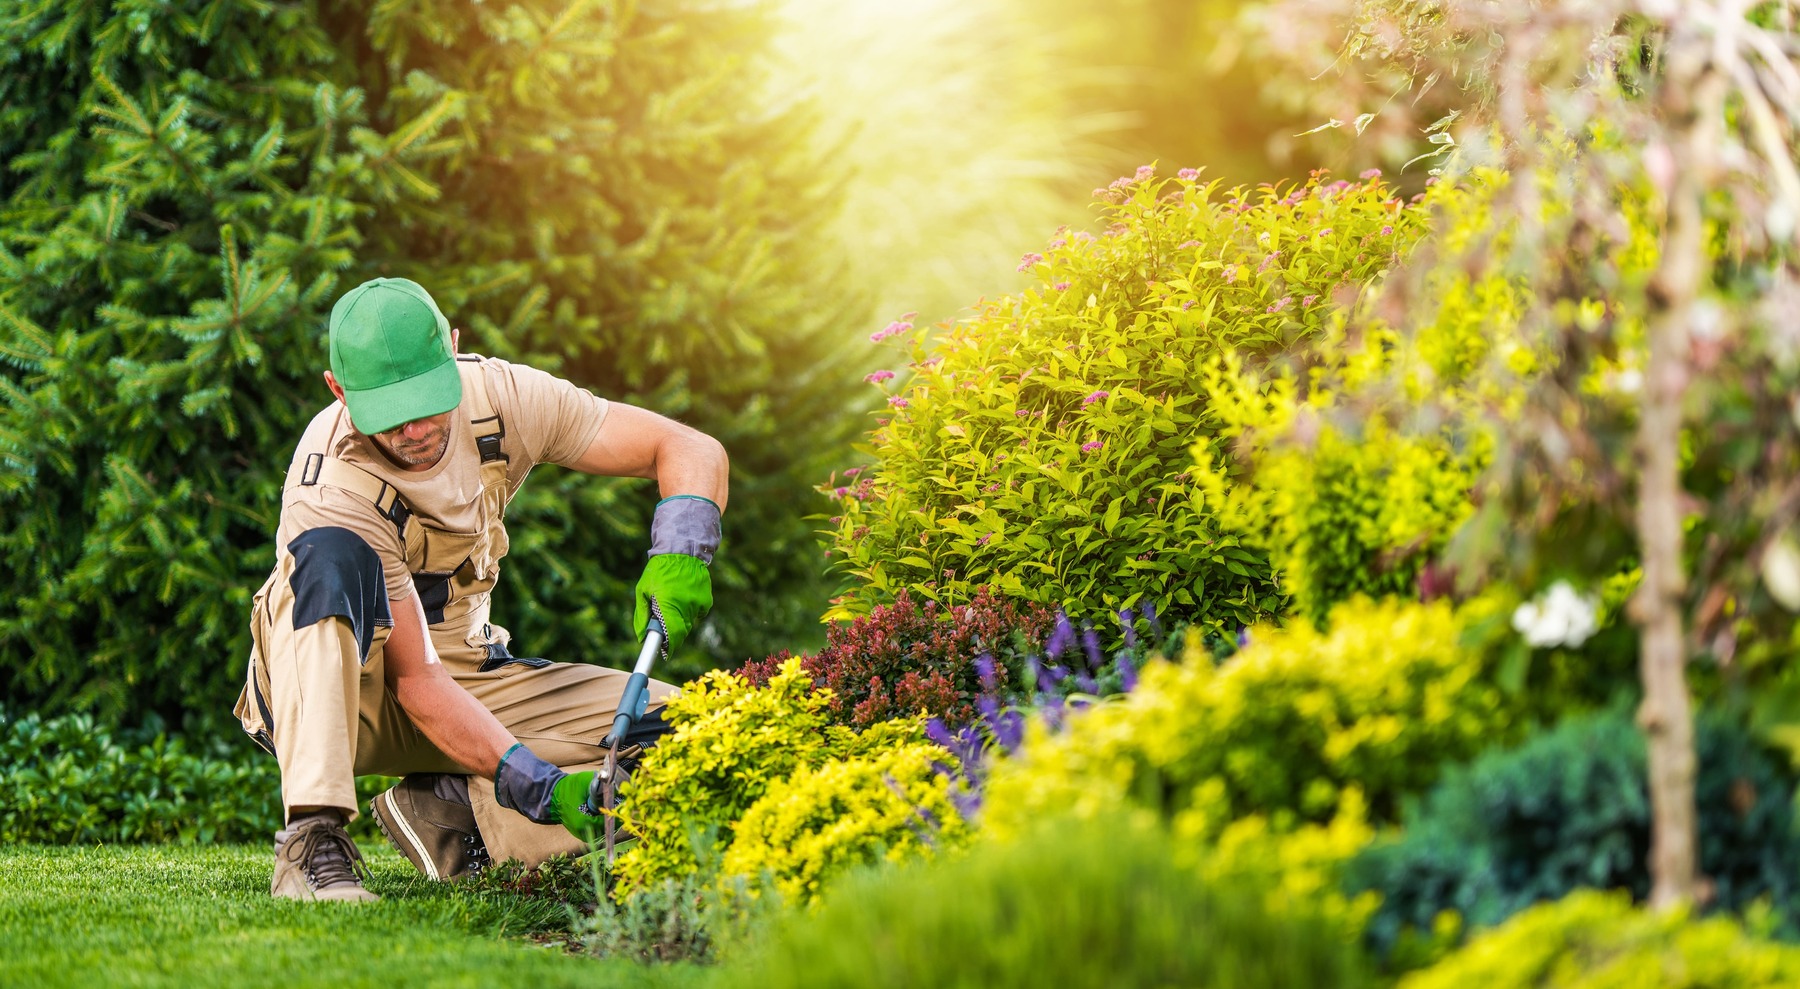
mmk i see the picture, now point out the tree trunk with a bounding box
[1634,12,1724,910]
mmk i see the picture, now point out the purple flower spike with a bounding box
[975,653,998,690]
[1039,664,1067,694]
[1119,651,1138,693]
[1143,601,1162,637]
[994,710,1025,752]
[978,694,1001,726]
[1120,608,1137,649]
[926,717,956,750]
[1081,626,1102,671]
[949,786,983,820]
[1237,626,1252,649]
[1075,672,1098,695]
[1041,696,1066,733]
[1048,611,1076,660]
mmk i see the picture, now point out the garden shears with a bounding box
[583,597,666,866]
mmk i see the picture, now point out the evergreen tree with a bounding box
[331,0,867,676]
[0,0,862,726]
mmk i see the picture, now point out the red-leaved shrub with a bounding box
[742,589,1057,728]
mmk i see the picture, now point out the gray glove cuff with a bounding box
[493,743,563,825]
[649,495,722,565]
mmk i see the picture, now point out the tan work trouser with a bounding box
[235,550,676,868]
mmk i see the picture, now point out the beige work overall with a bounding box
[235,358,675,867]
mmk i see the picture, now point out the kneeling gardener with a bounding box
[235,277,726,902]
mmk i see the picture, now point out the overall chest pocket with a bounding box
[404,462,511,591]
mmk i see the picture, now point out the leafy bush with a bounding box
[3,711,281,844]
[721,741,970,905]
[1,711,390,845]
[822,168,1435,633]
[1397,891,1800,989]
[611,659,922,897]
[980,597,1514,839]
[1192,167,1515,625]
[1349,709,1800,957]
[741,588,1056,728]
[714,812,1370,989]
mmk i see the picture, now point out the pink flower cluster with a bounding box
[1177,168,1200,180]
[1017,253,1045,272]
[1081,440,1104,453]
[1082,390,1109,406]
[870,320,913,343]
[865,369,896,384]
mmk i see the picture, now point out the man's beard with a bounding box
[384,429,451,466]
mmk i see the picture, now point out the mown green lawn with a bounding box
[0,843,706,989]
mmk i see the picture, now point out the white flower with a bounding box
[1511,580,1601,649]
[1762,536,1800,612]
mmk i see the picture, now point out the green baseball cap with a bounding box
[327,277,463,435]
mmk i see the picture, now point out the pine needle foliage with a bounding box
[0,0,860,726]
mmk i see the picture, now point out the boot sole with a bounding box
[371,789,444,882]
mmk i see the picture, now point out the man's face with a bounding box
[368,411,454,468]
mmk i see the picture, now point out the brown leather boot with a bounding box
[370,774,489,882]
[271,813,378,902]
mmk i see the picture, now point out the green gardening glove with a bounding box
[633,553,712,652]
[550,771,603,838]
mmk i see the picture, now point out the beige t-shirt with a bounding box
[273,354,608,655]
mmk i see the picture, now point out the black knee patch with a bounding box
[288,526,391,662]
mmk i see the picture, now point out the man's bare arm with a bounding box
[568,403,729,508]
[383,591,516,779]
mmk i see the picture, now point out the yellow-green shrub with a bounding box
[721,742,971,904]
[1399,891,1800,989]
[612,658,922,896]
[981,596,1514,835]
[824,167,1437,632]
[1193,167,1521,624]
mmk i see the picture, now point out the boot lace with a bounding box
[290,819,370,890]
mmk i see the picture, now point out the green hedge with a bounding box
[2,711,390,845]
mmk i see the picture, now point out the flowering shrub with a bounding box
[979,597,1514,837]
[823,167,1436,635]
[1397,891,1800,989]
[611,659,922,896]
[741,588,1056,728]
[721,741,970,904]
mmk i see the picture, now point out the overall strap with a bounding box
[286,453,412,535]
[457,357,507,465]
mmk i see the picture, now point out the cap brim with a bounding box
[342,358,464,435]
